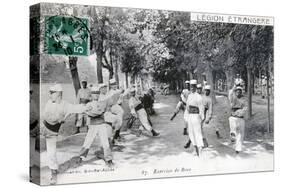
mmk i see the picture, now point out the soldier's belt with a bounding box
[89,115,105,125]
[80,98,91,104]
[189,106,199,114]
[231,107,241,112]
[231,114,244,119]
[43,120,62,133]
[135,103,144,111]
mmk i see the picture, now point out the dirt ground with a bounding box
[32,91,274,185]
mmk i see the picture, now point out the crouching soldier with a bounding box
[228,85,247,154]
[129,88,160,137]
[79,85,114,166]
[41,84,88,185]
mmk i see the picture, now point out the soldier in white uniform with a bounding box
[228,85,247,154]
[75,80,92,133]
[196,84,203,95]
[201,85,213,148]
[79,85,114,166]
[98,83,121,144]
[185,80,205,157]
[41,84,87,185]
[107,79,125,143]
[129,88,160,137]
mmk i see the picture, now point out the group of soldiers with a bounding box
[30,79,159,184]
[30,76,249,184]
[170,79,247,157]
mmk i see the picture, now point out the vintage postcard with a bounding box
[30,2,274,185]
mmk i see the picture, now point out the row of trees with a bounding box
[86,7,273,130]
[38,4,273,130]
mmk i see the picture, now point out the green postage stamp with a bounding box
[45,15,89,56]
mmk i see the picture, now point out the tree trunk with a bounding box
[246,66,252,118]
[68,56,81,95]
[96,51,103,84]
[206,62,216,103]
[252,74,255,94]
[125,72,129,89]
[114,57,120,88]
[225,68,235,91]
[266,68,271,132]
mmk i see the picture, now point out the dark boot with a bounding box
[203,138,209,148]
[151,129,160,137]
[184,140,191,149]
[183,128,188,135]
[106,160,114,167]
[216,130,221,139]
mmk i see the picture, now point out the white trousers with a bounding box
[137,108,152,131]
[187,114,204,147]
[183,110,189,129]
[229,116,245,152]
[45,136,58,170]
[82,124,113,161]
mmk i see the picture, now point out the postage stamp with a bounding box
[44,15,90,56]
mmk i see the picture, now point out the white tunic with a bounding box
[186,92,204,147]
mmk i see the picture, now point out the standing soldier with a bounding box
[202,85,221,139]
[75,79,92,134]
[228,85,247,154]
[41,84,87,185]
[79,85,114,166]
[201,85,213,148]
[129,88,160,137]
[107,79,125,143]
[196,84,203,95]
[98,83,121,145]
[185,80,205,157]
